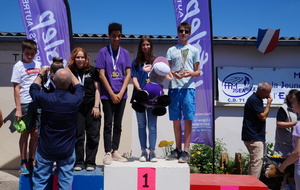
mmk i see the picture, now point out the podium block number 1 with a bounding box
[138,167,156,190]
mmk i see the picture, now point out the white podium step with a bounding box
[104,159,190,190]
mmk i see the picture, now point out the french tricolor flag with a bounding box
[256,28,280,55]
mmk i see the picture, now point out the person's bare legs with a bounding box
[173,120,182,150]
[29,128,38,160]
[19,131,30,160]
[183,120,192,151]
[166,120,184,160]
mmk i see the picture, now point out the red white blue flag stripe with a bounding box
[256,28,280,55]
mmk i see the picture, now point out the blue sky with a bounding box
[0,0,299,37]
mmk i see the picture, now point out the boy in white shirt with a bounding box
[11,39,41,174]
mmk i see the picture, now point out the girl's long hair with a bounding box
[135,36,155,65]
[68,47,90,72]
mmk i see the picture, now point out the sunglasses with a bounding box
[178,29,190,34]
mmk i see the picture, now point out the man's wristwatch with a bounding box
[37,74,43,79]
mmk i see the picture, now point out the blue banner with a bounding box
[173,0,214,146]
[18,0,73,66]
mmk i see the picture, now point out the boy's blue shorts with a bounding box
[168,88,195,121]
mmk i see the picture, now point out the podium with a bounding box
[19,162,270,189]
[19,173,53,190]
[190,173,268,190]
[69,167,103,190]
[104,159,190,190]
[19,167,104,190]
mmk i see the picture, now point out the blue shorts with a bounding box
[168,88,195,121]
[21,102,41,130]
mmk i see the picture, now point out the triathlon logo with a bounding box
[222,72,253,97]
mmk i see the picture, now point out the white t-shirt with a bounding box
[166,44,200,89]
[11,60,41,104]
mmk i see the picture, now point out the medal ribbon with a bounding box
[109,44,120,71]
[76,70,85,85]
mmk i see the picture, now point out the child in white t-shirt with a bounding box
[11,39,41,175]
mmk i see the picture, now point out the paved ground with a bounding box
[0,170,19,190]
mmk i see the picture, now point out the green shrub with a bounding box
[189,138,249,174]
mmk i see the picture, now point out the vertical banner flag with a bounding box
[18,0,73,66]
[173,0,214,147]
[256,28,280,55]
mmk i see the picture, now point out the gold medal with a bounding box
[112,71,118,78]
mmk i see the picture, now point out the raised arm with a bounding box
[257,95,272,121]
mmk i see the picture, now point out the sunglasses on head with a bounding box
[178,29,190,34]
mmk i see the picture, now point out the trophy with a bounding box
[179,48,189,75]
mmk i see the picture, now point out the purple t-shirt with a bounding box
[96,45,131,99]
[293,122,300,165]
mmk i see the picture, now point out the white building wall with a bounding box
[213,44,300,159]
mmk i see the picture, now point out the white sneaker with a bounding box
[103,152,113,165]
[139,150,148,162]
[112,151,127,162]
[74,166,83,171]
[86,165,96,171]
[149,151,158,162]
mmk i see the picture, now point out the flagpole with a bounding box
[207,0,216,173]
[63,0,74,52]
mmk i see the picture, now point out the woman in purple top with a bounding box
[279,91,300,190]
[96,23,131,165]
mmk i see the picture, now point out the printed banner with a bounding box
[173,0,214,147]
[256,28,280,55]
[218,67,300,104]
[18,0,73,66]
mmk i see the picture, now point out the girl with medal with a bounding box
[68,47,101,171]
[109,44,121,79]
[131,36,159,162]
[96,23,131,165]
